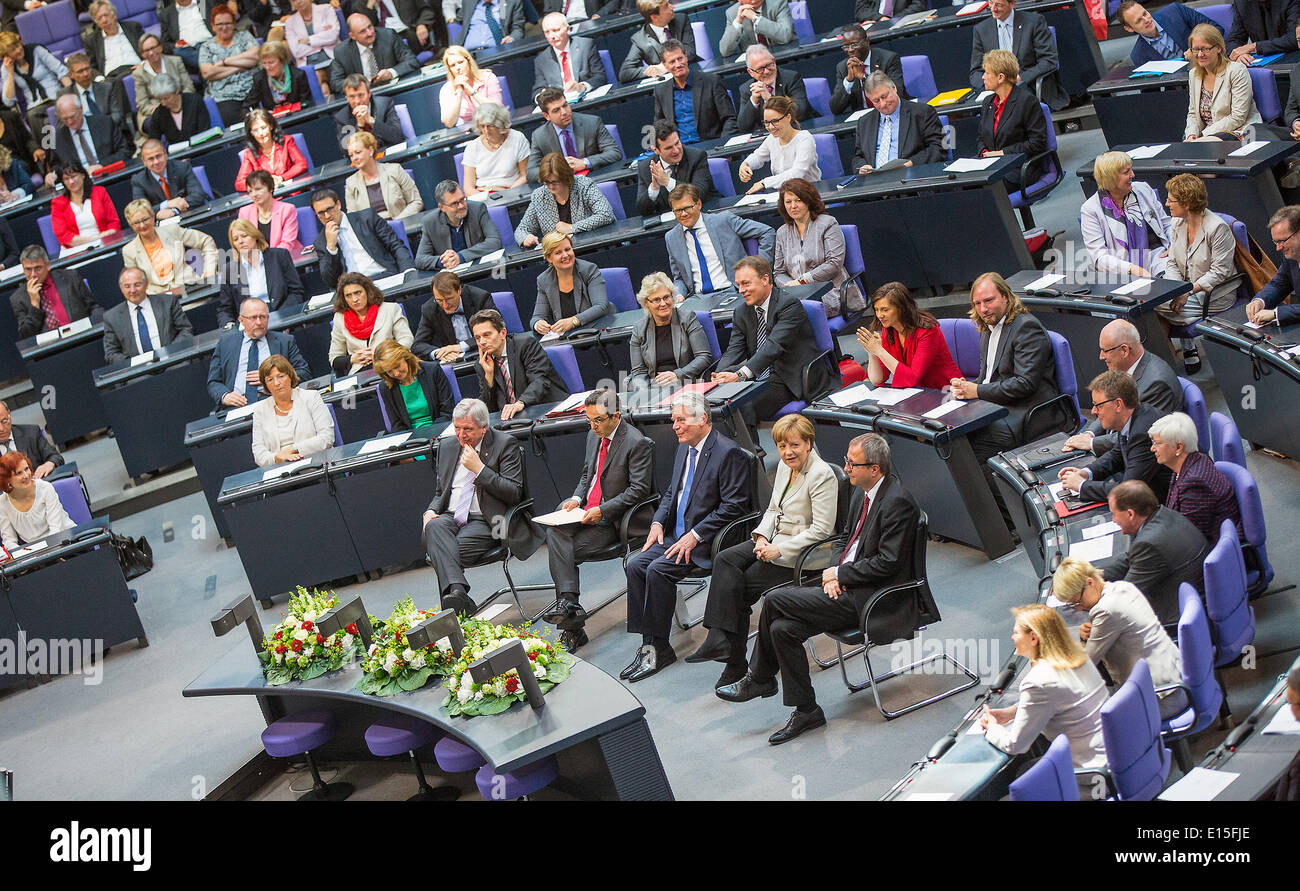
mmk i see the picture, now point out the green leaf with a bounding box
[264,667,290,685]
[301,662,328,681]
[377,678,403,697]
[398,667,433,691]
[476,697,513,715]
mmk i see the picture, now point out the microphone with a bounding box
[927,730,959,761]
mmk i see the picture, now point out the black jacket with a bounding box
[1102,506,1209,625]
[327,27,419,94]
[652,71,738,142]
[9,270,101,340]
[332,95,405,152]
[54,115,131,170]
[475,333,570,411]
[976,84,1049,186]
[414,202,502,270]
[82,20,146,74]
[1077,402,1174,504]
[411,284,496,358]
[66,79,133,142]
[216,248,305,327]
[1226,0,1300,55]
[141,92,212,143]
[130,159,211,212]
[0,217,16,269]
[313,209,414,290]
[975,309,1061,441]
[836,474,925,618]
[378,359,456,430]
[854,0,924,20]
[102,292,194,364]
[248,66,315,111]
[10,423,64,469]
[830,47,907,114]
[968,10,1067,109]
[735,66,812,133]
[717,286,837,400]
[851,99,945,170]
[427,425,540,555]
[635,144,716,216]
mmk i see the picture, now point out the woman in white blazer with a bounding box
[120,198,220,295]
[0,451,75,553]
[1080,151,1171,280]
[251,354,336,466]
[981,604,1108,775]
[1184,23,1260,141]
[687,413,839,687]
[328,272,414,376]
[343,131,423,221]
[283,0,342,98]
[1052,557,1186,720]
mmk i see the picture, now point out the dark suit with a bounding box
[1254,257,1300,323]
[1084,352,1183,445]
[855,0,924,17]
[750,474,919,708]
[1226,0,1300,56]
[1077,403,1174,504]
[54,116,131,170]
[532,35,607,97]
[453,0,527,47]
[851,99,945,170]
[651,72,738,142]
[411,284,495,358]
[1130,3,1222,66]
[717,286,838,420]
[968,10,1067,109]
[547,420,655,597]
[141,92,212,143]
[327,28,419,94]
[332,95,405,151]
[206,328,311,405]
[475,333,570,411]
[249,66,315,111]
[0,218,17,269]
[526,112,623,182]
[636,144,715,216]
[377,360,455,430]
[973,310,1061,443]
[131,159,210,213]
[735,67,811,133]
[618,14,698,82]
[346,0,440,29]
[102,293,193,364]
[830,48,907,114]
[216,248,305,327]
[67,79,133,142]
[626,427,751,642]
[313,209,414,290]
[83,21,146,75]
[976,84,1049,187]
[8,423,64,470]
[422,425,539,601]
[414,202,502,271]
[1103,506,1208,625]
[9,270,100,340]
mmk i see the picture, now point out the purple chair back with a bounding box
[1215,459,1273,594]
[804,77,831,117]
[122,74,137,111]
[812,132,843,178]
[597,49,616,86]
[1048,331,1084,429]
[326,403,342,446]
[38,216,60,257]
[51,476,92,525]
[388,218,411,255]
[1100,659,1170,800]
[497,76,514,111]
[374,383,393,431]
[900,55,938,101]
[487,204,516,250]
[936,318,981,379]
[296,205,318,244]
[453,150,465,186]
[112,0,158,27]
[394,104,416,142]
[691,21,715,64]
[203,97,221,132]
[1249,67,1281,124]
[1178,377,1210,453]
[446,21,463,43]
[694,309,721,361]
[1215,211,1249,249]
[305,65,325,104]
[42,1,83,59]
[707,157,735,197]
[1009,734,1075,801]
[15,5,54,48]
[441,363,463,402]
[788,0,815,43]
[1209,411,1245,467]
[192,164,215,199]
[1203,518,1255,667]
[290,132,314,171]
[596,180,626,220]
[543,343,584,393]
[1165,583,1222,739]
[600,267,636,312]
[490,291,524,332]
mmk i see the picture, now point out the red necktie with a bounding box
[839,495,870,566]
[497,356,515,402]
[585,437,610,509]
[160,175,172,199]
[561,49,573,84]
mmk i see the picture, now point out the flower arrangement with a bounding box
[260,587,363,685]
[442,618,574,718]
[355,596,457,697]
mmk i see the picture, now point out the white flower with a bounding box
[384,652,398,673]
[402,648,416,662]
[304,610,317,623]
[293,628,310,642]
[474,690,484,701]
[461,671,474,689]
[435,639,452,653]
[343,634,355,649]
[286,615,299,626]
[447,673,458,689]
[410,652,426,670]
[458,684,473,704]
[274,653,283,664]
[533,664,547,679]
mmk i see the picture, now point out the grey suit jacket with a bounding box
[719,0,797,56]
[532,258,612,330]
[665,211,776,297]
[531,35,607,98]
[10,424,64,470]
[428,425,540,556]
[976,310,1061,441]
[1085,352,1183,445]
[415,201,503,270]
[102,294,194,365]
[850,99,945,171]
[453,0,527,47]
[968,10,1067,109]
[569,420,655,525]
[618,14,697,82]
[327,28,419,93]
[526,112,623,183]
[628,304,714,383]
[1102,506,1208,626]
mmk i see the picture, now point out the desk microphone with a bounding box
[927,730,959,761]
[989,662,1017,694]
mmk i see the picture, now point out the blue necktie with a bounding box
[675,447,697,537]
[754,306,770,380]
[135,305,153,353]
[245,338,261,397]
[85,88,101,118]
[483,1,504,45]
[689,228,714,294]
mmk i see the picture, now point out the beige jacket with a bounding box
[1184,59,1261,139]
[250,387,336,467]
[344,163,424,221]
[121,225,220,295]
[751,449,839,566]
[328,301,414,374]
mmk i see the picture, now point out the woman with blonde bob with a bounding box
[1080,150,1171,281]
[372,339,456,431]
[250,354,335,466]
[217,217,304,327]
[1185,23,1260,141]
[344,130,423,220]
[439,46,504,130]
[531,231,612,336]
[628,271,713,386]
[1052,556,1186,719]
[980,603,1108,771]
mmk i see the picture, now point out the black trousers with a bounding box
[744,375,799,425]
[749,584,859,709]
[422,514,497,599]
[968,416,1021,526]
[625,538,701,643]
[703,540,793,636]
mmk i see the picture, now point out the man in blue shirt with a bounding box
[650,40,737,143]
[1120,0,1222,67]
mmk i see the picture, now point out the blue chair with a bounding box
[937,114,954,162]
[1203,518,1255,671]
[1005,103,1063,228]
[769,299,841,419]
[203,97,222,131]
[1023,331,1085,435]
[936,318,981,379]
[446,21,463,44]
[804,77,831,117]
[37,216,60,257]
[597,49,616,86]
[441,363,463,402]
[1009,734,1075,801]
[1161,584,1224,773]
[543,343,585,392]
[305,66,325,105]
[601,267,637,311]
[1216,460,1274,597]
[388,218,412,256]
[296,205,319,245]
[900,55,938,101]
[1249,67,1281,124]
[487,204,516,250]
[1178,377,1210,453]
[1099,659,1171,801]
[596,180,626,220]
[192,165,215,200]
[788,0,815,44]
[690,21,715,65]
[497,77,514,111]
[828,223,866,335]
[394,104,416,142]
[112,0,158,28]
[491,291,525,332]
[605,123,623,156]
[812,132,843,178]
[1209,411,1245,467]
[290,132,314,171]
[694,309,721,362]
[121,74,136,111]
[708,157,736,197]
[453,151,465,187]
[261,709,351,801]
[475,756,557,800]
[326,403,343,446]
[51,475,92,525]
[363,715,458,801]
[375,383,394,431]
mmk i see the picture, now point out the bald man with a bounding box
[328,13,418,94]
[51,92,131,181]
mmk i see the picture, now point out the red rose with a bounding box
[275,644,286,654]
[528,652,537,661]
[347,623,358,635]
[316,634,325,645]
[290,640,303,653]
[274,630,283,640]
[301,620,314,631]
[505,677,519,693]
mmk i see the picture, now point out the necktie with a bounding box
[84,88,101,118]
[999,22,1012,52]
[160,175,172,200]
[839,494,870,565]
[674,447,697,536]
[135,305,153,353]
[584,437,610,509]
[363,45,379,79]
[39,282,64,331]
[497,355,515,402]
[689,228,714,293]
[375,1,387,25]
[754,306,770,380]
[483,1,504,45]
[561,126,577,157]
[244,338,261,397]
[76,128,97,166]
[560,49,573,84]
[875,113,892,168]
[879,0,893,15]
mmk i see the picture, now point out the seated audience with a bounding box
[514,152,616,249]
[132,33,194,139]
[471,308,570,420]
[333,74,404,152]
[739,96,819,195]
[373,339,457,430]
[968,0,1066,108]
[0,110,37,195]
[975,50,1048,189]
[719,0,796,56]
[218,219,305,327]
[238,170,303,252]
[773,178,863,319]
[344,131,423,220]
[651,41,737,144]
[1186,23,1260,141]
[1104,479,1209,625]
[235,109,310,192]
[49,162,119,249]
[1080,150,1171,282]
[666,183,775,297]
[328,272,414,375]
[628,272,713,386]
[637,121,715,217]
[52,93,130,177]
[208,297,311,408]
[200,5,261,126]
[527,86,624,182]
[132,140,208,222]
[735,44,810,134]
[411,271,498,362]
[1058,370,1172,503]
[851,72,945,173]
[454,0,527,50]
[0,451,75,553]
[0,32,66,145]
[1150,411,1242,541]
[1161,173,1239,371]
[0,401,63,477]
[140,74,212,143]
[1246,205,1300,325]
[310,188,414,290]
[121,199,219,295]
[858,281,962,390]
[831,25,907,115]
[415,180,502,271]
[161,0,215,74]
[439,45,503,130]
[1070,319,1183,451]
[283,0,343,99]
[1120,0,1222,66]
[327,14,419,94]
[462,102,528,195]
[532,231,612,337]
[249,41,314,110]
[251,355,336,466]
[619,0,698,83]
[10,245,100,339]
[1226,0,1300,63]
[84,0,143,79]
[855,0,923,21]
[103,267,194,364]
[532,12,606,96]
[63,51,132,145]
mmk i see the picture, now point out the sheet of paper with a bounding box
[1229,140,1269,157]
[473,248,505,265]
[922,400,964,420]
[903,791,955,800]
[57,241,95,258]
[1158,767,1239,801]
[307,292,334,310]
[333,376,358,391]
[584,83,612,100]
[1047,481,1065,500]
[13,540,48,558]
[957,1,988,14]
[547,390,593,415]
[975,90,993,101]
[1024,273,1065,290]
[1134,60,1187,74]
[383,140,407,155]
[1262,702,1300,734]
[829,383,873,407]
[531,507,588,526]
[725,133,757,147]
[819,34,841,43]
[1243,321,1264,329]
[223,402,257,422]
[1112,277,1153,296]
[1125,143,1170,160]
[129,350,155,367]
[944,157,997,173]
[356,432,413,455]
[845,108,871,122]
[440,424,458,438]
[734,192,777,206]
[262,457,313,481]
[1286,344,1300,357]
[863,387,921,406]
[659,210,676,224]
[539,330,561,343]
[1068,533,1114,562]
[1082,520,1121,540]
[372,272,408,291]
[60,318,93,336]
[34,330,61,346]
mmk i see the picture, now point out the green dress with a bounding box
[399,379,433,430]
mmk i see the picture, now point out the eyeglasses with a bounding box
[843,459,875,469]
[645,293,674,305]
[747,62,776,74]
[1098,343,1128,354]
[671,202,698,215]
[543,179,563,186]
[1273,229,1298,248]
[762,114,789,128]
[1189,46,1216,55]
[1091,396,1122,411]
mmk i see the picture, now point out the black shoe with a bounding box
[768,706,826,745]
[542,595,581,624]
[715,673,779,702]
[715,662,747,689]
[685,628,732,663]
[555,604,589,633]
[559,627,588,652]
[620,646,648,680]
[627,645,676,683]
[1183,349,1201,375]
[440,589,476,616]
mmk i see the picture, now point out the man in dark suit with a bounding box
[454,0,527,50]
[141,86,211,144]
[1058,371,1173,505]
[1120,0,1222,66]
[735,44,810,133]
[1227,0,1300,62]
[831,25,908,114]
[310,188,414,290]
[532,12,606,97]
[206,296,311,408]
[132,139,209,221]
[1104,480,1209,625]
[619,0,698,82]
[652,40,737,144]
[1066,319,1182,453]
[102,267,194,365]
[421,397,539,615]
[11,246,102,341]
[636,122,715,217]
[83,2,145,79]
[624,389,750,682]
[412,271,497,362]
[851,72,945,173]
[855,0,924,21]
[63,52,133,143]
[414,180,503,271]
[542,389,655,651]
[52,94,131,175]
[470,308,569,420]
[328,15,419,94]
[712,256,837,421]
[719,433,919,744]
[527,87,624,182]
[968,0,1066,110]
[0,400,64,478]
[719,0,797,56]
[666,184,775,295]
[333,75,405,152]
[159,0,213,72]
[1247,205,1300,324]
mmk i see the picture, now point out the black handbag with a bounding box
[110,532,153,580]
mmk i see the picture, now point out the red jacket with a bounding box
[50,186,121,248]
[881,324,963,391]
[234,137,309,192]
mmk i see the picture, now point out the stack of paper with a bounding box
[725,133,757,147]
[1024,273,1065,291]
[531,507,587,526]
[922,400,963,420]
[1112,277,1153,296]
[1130,60,1187,75]
[828,383,873,407]
[546,390,594,417]
[585,83,612,100]
[864,387,920,406]
[357,432,413,455]
[944,157,997,173]
[1228,140,1268,157]
[1126,144,1170,159]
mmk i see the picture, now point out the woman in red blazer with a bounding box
[858,281,962,391]
[233,109,309,192]
[50,163,121,249]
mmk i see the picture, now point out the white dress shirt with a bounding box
[740,291,772,380]
[334,214,387,277]
[683,218,729,295]
[242,255,270,302]
[130,298,162,354]
[102,29,142,72]
[176,2,212,45]
[982,317,1005,384]
[448,441,484,516]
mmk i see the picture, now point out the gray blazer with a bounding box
[532,258,612,330]
[526,112,623,183]
[102,293,194,365]
[569,420,656,524]
[415,201,503,270]
[773,214,864,319]
[665,211,776,297]
[628,304,714,383]
[344,162,424,221]
[531,35,607,97]
[976,310,1061,441]
[1085,580,1183,693]
[427,425,541,556]
[719,0,797,56]
[1161,209,1239,323]
[1102,505,1209,626]
[514,175,616,244]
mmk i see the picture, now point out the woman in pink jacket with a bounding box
[282,0,342,99]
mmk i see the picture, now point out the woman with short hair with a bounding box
[628,271,713,386]
[773,177,863,319]
[0,450,74,553]
[328,272,414,375]
[218,218,305,327]
[250,354,336,466]
[238,169,302,252]
[531,231,613,336]
[1080,150,1171,281]
[462,102,528,196]
[514,152,616,248]
[131,32,193,137]
[1149,410,1241,541]
[976,49,1049,189]
[249,40,314,110]
[121,197,218,294]
[49,162,119,248]
[372,339,457,431]
[343,130,423,220]
[234,108,310,192]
